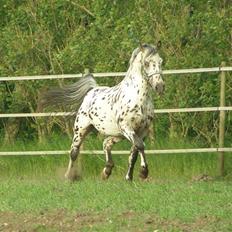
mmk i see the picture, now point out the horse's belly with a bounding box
[92,117,121,136]
[89,108,121,136]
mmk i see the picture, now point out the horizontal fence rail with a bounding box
[0,148,232,156]
[0,112,76,118]
[1,67,232,81]
[1,107,232,118]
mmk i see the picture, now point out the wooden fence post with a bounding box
[84,68,90,75]
[218,62,226,176]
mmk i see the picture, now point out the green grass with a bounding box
[0,178,232,231]
[1,135,232,231]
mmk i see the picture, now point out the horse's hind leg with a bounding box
[102,136,121,180]
[65,115,91,181]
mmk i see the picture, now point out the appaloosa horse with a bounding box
[39,43,164,181]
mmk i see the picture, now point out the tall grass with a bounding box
[0,133,232,180]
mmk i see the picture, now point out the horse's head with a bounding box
[130,42,165,95]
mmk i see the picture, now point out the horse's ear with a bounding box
[139,42,144,52]
[156,40,162,49]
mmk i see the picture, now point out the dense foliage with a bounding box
[0,0,231,146]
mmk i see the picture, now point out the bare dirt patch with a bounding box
[0,210,225,232]
[0,210,103,232]
[117,211,222,232]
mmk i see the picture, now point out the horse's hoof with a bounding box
[65,171,80,182]
[101,166,112,180]
[139,166,148,179]
[125,174,133,181]
[101,170,109,180]
[64,172,70,180]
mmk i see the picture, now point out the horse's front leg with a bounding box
[139,150,148,180]
[125,146,139,181]
[125,144,149,181]
[120,127,146,181]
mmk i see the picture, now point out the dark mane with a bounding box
[142,44,157,56]
[129,44,158,65]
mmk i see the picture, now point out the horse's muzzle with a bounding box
[149,74,165,95]
[155,82,165,95]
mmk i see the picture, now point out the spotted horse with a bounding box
[39,43,165,181]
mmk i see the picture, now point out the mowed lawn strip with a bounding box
[0,179,232,231]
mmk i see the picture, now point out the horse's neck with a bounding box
[120,63,151,102]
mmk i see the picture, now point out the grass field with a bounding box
[1,135,232,231]
[1,178,232,231]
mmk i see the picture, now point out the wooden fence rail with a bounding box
[0,147,232,156]
[0,66,232,81]
[0,106,232,118]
